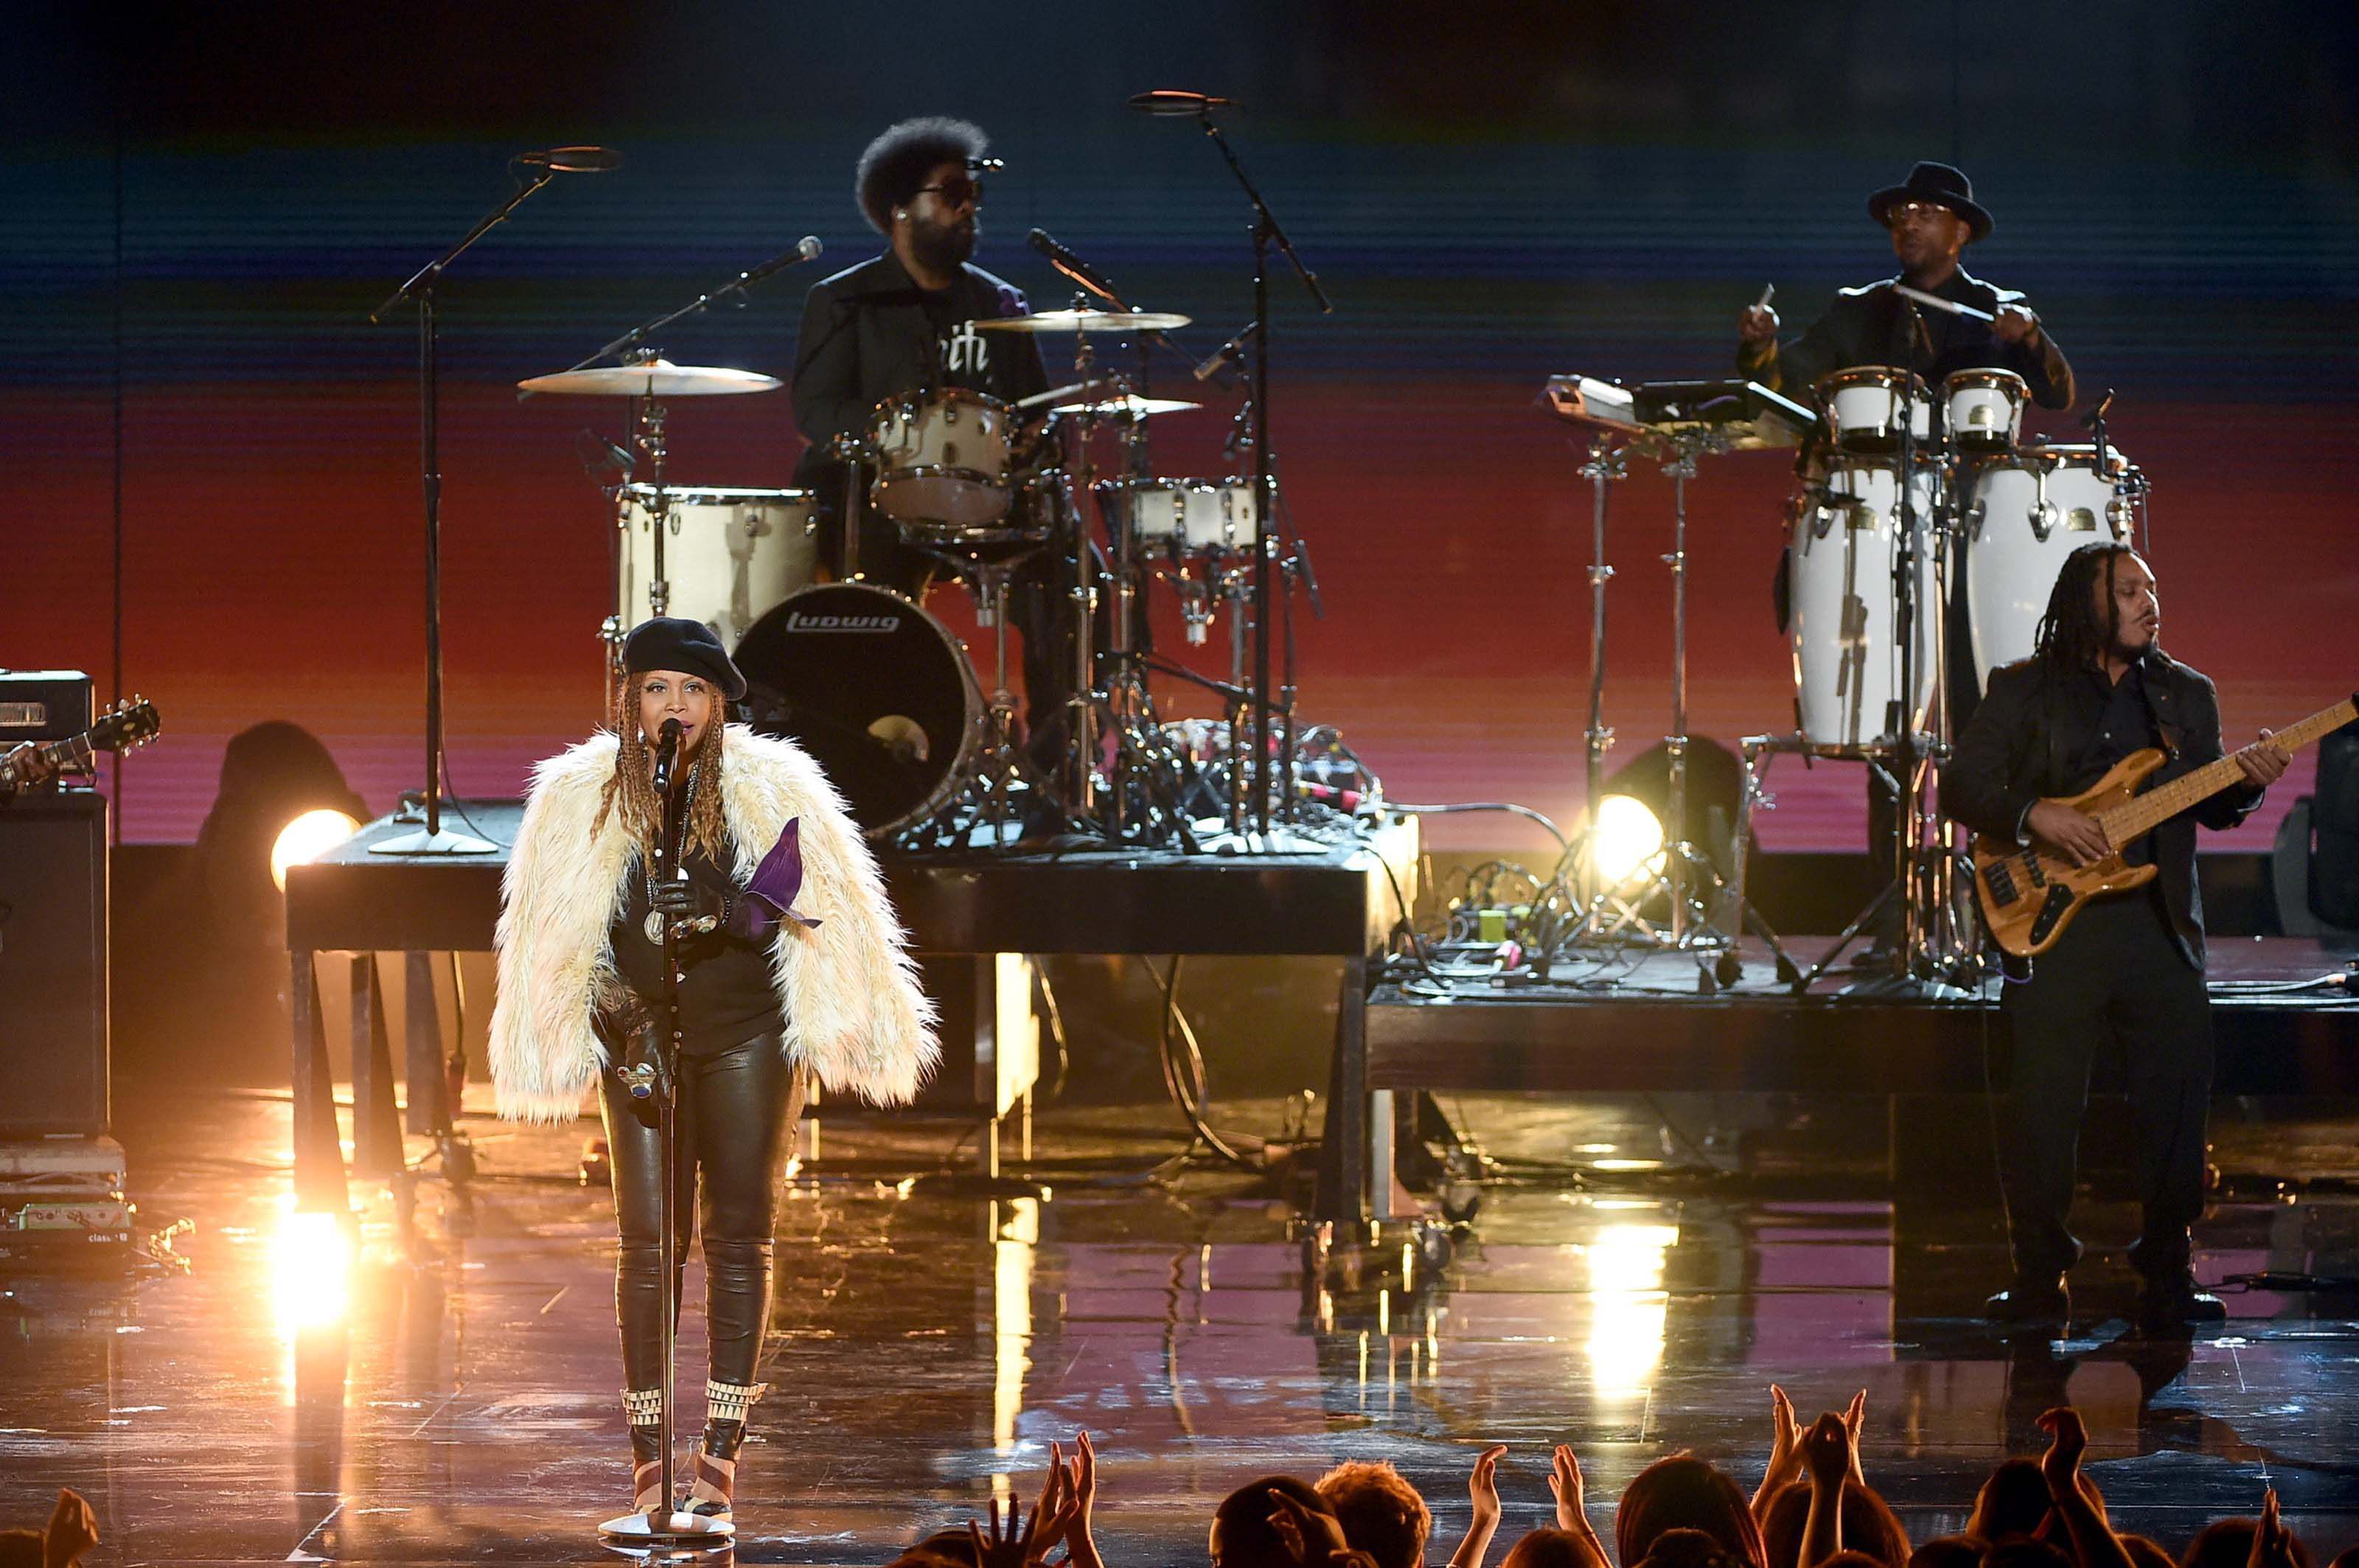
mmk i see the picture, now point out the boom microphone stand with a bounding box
[1137,90,1333,841]
[369,149,613,857]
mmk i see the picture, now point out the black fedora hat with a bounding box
[1867,161,1993,243]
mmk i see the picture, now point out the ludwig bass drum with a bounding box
[733,583,983,840]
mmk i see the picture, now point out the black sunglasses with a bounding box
[916,174,983,208]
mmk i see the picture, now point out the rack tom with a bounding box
[866,388,1014,534]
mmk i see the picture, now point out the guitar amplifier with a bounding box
[0,791,110,1135]
[0,671,95,746]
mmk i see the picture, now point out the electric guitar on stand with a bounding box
[1973,691,2358,958]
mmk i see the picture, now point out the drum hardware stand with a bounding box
[1559,436,1631,938]
[366,155,574,859]
[1599,431,1735,964]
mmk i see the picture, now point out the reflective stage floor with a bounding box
[6,1089,2359,1565]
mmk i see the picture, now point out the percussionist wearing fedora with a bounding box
[488,616,937,1525]
[1740,161,2079,959]
[1735,160,2075,415]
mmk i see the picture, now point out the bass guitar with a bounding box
[1972,691,2357,958]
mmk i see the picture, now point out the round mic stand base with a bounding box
[597,1508,736,1544]
[368,826,497,857]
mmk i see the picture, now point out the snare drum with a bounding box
[1962,442,2141,687]
[1942,368,2026,451]
[1098,477,1261,553]
[616,484,820,649]
[867,388,1014,534]
[1819,367,1932,453]
[1788,456,1941,750]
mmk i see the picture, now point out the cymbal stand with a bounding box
[1058,316,1107,821]
[597,387,675,688]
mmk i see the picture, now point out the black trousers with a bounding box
[599,1031,801,1392]
[1998,891,2213,1283]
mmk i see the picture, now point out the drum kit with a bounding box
[518,304,1318,851]
[1550,358,2150,989]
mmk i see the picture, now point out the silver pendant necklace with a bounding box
[642,764,697,944]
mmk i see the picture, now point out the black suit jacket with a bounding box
[789,250,1048,490]
[1739,267,2075,413]
[1939,649,2263,967]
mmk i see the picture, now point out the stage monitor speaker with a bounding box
[2311,722,2359,930]
[0,791,110,1135]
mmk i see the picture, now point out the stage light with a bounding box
[271,809,360,891]
[1592,794,1666,887]
[273,1207,353,1331]
[1597,737,1748,880]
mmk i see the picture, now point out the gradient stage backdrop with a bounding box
[9,4,2355,851]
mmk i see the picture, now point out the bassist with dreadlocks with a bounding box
[1941,543,2287,1331]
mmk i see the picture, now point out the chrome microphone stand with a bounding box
[599,740,731,1544]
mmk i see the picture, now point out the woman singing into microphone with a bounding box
[489,617,936,1524]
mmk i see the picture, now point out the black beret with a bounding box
[621,617,747,701]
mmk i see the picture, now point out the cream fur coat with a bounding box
[488,725,937,1122]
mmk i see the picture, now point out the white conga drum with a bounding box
[1788,455,1942,750]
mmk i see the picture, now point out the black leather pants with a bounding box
[599,1031,801,1390]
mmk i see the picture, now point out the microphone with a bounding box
[1028,229,1124,307]
[2080,387,2117,428]
[1195,321,1258,382]
[1129,89,1235,116]
[728,236,825,296]
[652,717,682,793]
[516,145,624,173]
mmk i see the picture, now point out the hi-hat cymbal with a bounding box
[1049,394,1204,418]
[517,360,783,397]
[969,309,1192,335]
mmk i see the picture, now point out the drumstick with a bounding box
[1893,282,1996,323]
[1016,378,1114,410]
[1755,282,1775,310]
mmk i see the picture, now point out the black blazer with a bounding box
[789,251,1048,489]
[1940,649,2262,967]
[1740,267,2075,413]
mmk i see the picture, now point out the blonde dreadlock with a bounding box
[592,666,731,866]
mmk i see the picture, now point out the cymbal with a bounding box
[969,308,1192,335]
[1049,394,1204,418]
[516,360,783,397]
